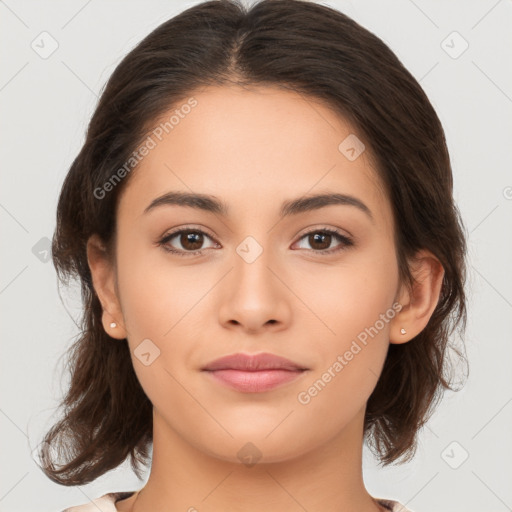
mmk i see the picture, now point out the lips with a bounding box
[202,352,309,393]
[202,352,308,372]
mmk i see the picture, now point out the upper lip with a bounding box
[202,352,308,372]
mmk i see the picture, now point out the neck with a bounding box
[118,406,382,512]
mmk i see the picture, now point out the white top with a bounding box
[60,491,414,511]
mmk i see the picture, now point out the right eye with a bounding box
[158,228,219,257]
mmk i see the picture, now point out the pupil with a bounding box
[182,232,203,250]
[311,233,330,250]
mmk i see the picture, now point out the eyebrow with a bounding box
[143,190,374,222]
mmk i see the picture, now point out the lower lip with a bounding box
[204,369,306,392]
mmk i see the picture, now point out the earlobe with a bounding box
[86,234,127,340]
[390,249,445,344]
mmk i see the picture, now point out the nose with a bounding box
[217,245,292,334]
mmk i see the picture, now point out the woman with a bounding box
[38,0,468,510]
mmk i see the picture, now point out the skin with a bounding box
[87,84,444,512]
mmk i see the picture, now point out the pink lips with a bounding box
[202,352,308,393]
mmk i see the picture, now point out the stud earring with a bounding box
[400,328,406,335]
[110,322,117,328]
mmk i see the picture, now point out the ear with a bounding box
[86,234,127,340]
[390,249,445,344]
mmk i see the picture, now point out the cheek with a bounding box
[115,234,208,338]
[292,244,398,399]
[293,243,398,343]
[114,237,213,398]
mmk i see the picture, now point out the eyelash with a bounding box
[157,226,354,257]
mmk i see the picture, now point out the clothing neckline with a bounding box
[112,491,137,509]
[110,490,403,511]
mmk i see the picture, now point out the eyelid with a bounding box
[161,224,217,241]
[296,224,352,240]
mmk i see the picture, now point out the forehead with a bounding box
[118,84,391,229]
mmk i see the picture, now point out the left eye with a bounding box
[294,229,353,253]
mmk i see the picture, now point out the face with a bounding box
[101,84,404,463]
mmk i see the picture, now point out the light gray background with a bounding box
[1,1,511,511]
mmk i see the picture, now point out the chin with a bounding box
[196,432,314,466]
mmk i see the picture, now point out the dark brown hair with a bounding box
[39,0,468,485]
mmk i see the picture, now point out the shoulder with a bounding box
[60,491,136,512]
[376,498,414,512]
